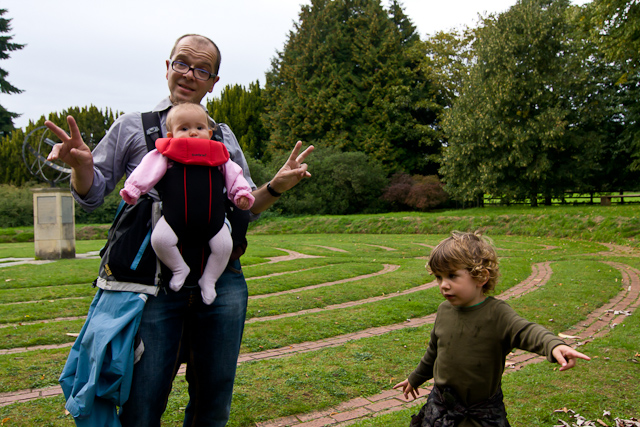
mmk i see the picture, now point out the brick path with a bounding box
[248,264,400,300]
[254,262,640,427]
[0,251,638,426]
[0,260,551,407]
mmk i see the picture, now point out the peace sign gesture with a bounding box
[269,141,314,194]
[250,141,314,214]
[44,115,95,195]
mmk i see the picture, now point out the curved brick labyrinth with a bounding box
[0,246,639,425]
[254,261,640,427]
[249,264,400,300]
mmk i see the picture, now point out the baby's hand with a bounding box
[236,196,251,210]
[120,188,138,205]
[553,345,591,371]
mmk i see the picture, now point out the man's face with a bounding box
[166,36,220,104]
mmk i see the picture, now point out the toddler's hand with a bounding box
[553,344,590,371]
[393,379,420,400]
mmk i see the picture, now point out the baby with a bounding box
[394,231,590,426]
[120,102,254,304]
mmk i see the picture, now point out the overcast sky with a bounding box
[3,0,590,130]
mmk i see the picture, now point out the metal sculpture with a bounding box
[22,126,71,186]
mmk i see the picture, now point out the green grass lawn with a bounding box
[0,206,638,426]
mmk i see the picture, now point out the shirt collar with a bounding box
[151,97,218,126]
[152,97,173,114]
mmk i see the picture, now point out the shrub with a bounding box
[0,182,123,227]
[0,184,34,227]
[268,146,388,215]
[382,172,449,211]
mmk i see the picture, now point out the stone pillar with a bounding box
[32,188,76,260]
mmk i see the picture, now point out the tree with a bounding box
[581,0,640,70]
[207,81,269,160]
[263,0,443,175]
[0,106,120,186]
[421,27,477,110]
[441,0,613,205]
[0,9,25,136]
[581,0,640,173]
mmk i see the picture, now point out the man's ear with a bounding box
[208,75,220,94]
[208,129,213,138]
[166,131,173,138]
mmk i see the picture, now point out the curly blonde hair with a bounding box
[427,231,500,293]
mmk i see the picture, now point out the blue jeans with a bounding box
[119,260,248,427]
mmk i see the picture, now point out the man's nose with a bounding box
[189,129,198,136]
[183,69,195,80]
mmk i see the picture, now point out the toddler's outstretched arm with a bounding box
[552,345,590,371]
[393,379,420,400]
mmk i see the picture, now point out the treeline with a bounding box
[1,0,638,217]
[0,105,120,186]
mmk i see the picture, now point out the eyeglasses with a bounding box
[170,60,216,81]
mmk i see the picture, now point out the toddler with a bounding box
[120,102,254,304]
[394,231,590,426]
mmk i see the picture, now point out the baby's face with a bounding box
[170,108,212,139]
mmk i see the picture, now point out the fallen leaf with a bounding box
[559,333,580,339]
[597,419,609,426]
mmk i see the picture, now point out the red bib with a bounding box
[155,137,230,167]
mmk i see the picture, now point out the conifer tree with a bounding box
[264,0,443,174]
[207,82,268,160]
[0,9,25,135]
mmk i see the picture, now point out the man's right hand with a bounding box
[45,115,95,196]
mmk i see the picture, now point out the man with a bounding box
[45,34,313,426]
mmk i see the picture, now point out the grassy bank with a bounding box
[250,205,639,247]
[2,205,637,246]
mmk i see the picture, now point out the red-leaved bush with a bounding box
[382,172,448,211]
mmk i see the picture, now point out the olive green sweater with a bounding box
[408,296,565,407]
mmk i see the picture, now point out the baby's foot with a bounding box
[169,267,190,292]
[199,279,217,305]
